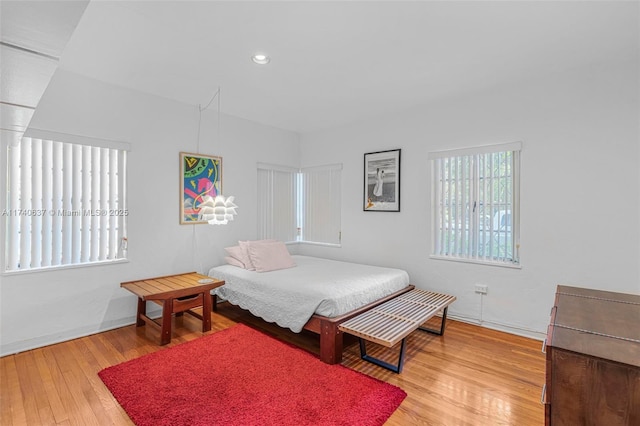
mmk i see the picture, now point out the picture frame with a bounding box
[180,152,222,224]
[363,149,401,212]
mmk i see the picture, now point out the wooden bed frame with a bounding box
[213,284,414,364]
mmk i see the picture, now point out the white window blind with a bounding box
[257,163,342,246]
[257,163,298,242]
[429,142,521,266]
[300,164,342,245]
[5,136,128,272]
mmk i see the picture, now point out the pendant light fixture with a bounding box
[196,87,238,225]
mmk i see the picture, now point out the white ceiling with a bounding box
[3,1,639,134]
[1,0,88,132]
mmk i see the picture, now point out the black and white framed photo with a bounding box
[363,149,401,212]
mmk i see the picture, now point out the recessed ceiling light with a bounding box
[251,53,270,65]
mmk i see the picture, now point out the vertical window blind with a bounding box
[5,136,128,272]
[257,163,298,242]
[257,163,342,246]
[429,142,521,266]
[300,164,342,245]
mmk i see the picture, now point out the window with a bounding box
[257,163,342,246]
[429,142,521,266]
[4,133,129,272]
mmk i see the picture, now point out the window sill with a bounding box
[288,241,342,248]
[429,255,521,269]
[2,258,129,276]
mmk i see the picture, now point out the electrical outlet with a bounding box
[475,284,488,294]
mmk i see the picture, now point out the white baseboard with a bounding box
[448,312,546,341]
[2,308,545,357]
[0,317,137,357]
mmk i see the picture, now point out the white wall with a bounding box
[2,56,638,354]
[0,70,299,355]
[298,58,640,338]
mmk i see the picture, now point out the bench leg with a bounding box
[160,299,173,345]
[359,338,407,374]
[201,291,212,332]
[136,298,146,327]
[418,307,449,336]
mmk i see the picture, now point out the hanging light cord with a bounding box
[193,87,222,273]
[196,87,221,154]
[192,224,205,274]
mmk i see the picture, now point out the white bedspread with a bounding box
[208,255,410,333]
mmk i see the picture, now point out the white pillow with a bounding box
[224,256,245,268]
[238,239,276,271]
[224,246,247,269]
[248,241,296,273]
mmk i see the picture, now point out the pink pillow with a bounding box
[248,241,296,273]
[224,256,245,268]
[224,246,247,268]
[239,239,276,271]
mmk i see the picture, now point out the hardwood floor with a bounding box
[1,303,546,425]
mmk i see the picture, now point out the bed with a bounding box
[208,255,413,364]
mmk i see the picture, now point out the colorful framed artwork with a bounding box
[180,152,222,224]
[363,149,401,212]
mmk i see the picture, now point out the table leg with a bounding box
[160,298,173,345]
[202,291,212,332]
[136,298,146,327]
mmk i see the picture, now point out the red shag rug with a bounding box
[99,324,406,426]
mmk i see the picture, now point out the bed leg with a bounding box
[319,321,343,365]
[211,294,217,312]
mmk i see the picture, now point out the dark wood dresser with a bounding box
[544,285,640,425]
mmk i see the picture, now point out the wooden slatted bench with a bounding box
[121,272,224,345]
[338,288,456,373]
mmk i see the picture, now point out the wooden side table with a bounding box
[121,272,224,345]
